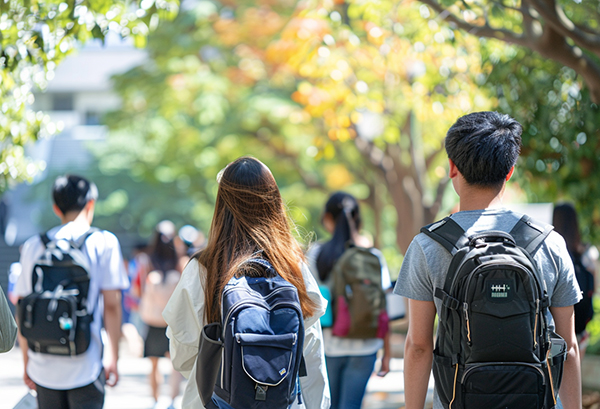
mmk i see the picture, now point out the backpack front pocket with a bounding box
[230,332,298,408]
[237,332,296,386]
[461,363,545,409]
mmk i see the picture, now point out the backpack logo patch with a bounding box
[486,279,515,302]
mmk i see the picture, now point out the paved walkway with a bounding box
[0,341,434,409]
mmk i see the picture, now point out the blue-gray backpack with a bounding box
[198,258,305,409]
[18,228,98,356]
[421,215,567,409]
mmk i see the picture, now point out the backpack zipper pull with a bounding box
[255,384,268,401]
[463,303,472,344]
[533,299,539,350]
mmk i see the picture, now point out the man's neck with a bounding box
[458,184,505,212]
[60,211,91,227]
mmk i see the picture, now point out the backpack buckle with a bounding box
[255,384,268,401]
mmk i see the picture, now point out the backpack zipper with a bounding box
[461,362,546,385]
[534,299,540,350]
[463,303,471,344]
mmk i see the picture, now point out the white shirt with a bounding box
[163,258,331,409]
[15,222,129,389]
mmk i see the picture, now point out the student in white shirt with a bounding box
[163,156,330,409]
[15,175,129,409]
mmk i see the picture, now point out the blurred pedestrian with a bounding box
[306,192,392,409]
[553,202,597,359]
[163,156,330,409]
[138,220,183,409]
[14,174,129,409]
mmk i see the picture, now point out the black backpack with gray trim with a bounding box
[18,228,98,356]
[422,214,566,409]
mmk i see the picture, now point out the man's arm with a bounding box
[404,299,436,409]
[549,305,581,409]
[103,289,122,387]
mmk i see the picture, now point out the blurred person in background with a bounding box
[306,192,392,409]
[138,221,184,409]
[14,174,128,409]
[553,202,597,359]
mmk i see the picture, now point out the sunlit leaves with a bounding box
[0,0,178,193]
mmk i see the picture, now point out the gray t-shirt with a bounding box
[393,208,582,409]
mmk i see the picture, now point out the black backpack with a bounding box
[573,254,594,335]
[421,215,566,409]
[18,228,98,356]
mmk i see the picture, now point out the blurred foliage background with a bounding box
[2,0,600,276]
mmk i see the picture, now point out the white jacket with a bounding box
[163,258,331,409]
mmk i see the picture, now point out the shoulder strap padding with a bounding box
[420,217,468,255]
[73,227,100,249]
[508,215,553,255]
[39,227,100,250]
[40,233,51,247]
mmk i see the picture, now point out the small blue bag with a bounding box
[318,285,333,328]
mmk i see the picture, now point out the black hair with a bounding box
[147,220,178,273]
[445,111,522,188]
[52,174,98,215]
[315,192,361,282]
[552,202,582,257]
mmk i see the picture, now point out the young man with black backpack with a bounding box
[394,112,582,409]
[14,175,129,409]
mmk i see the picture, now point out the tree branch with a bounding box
[529,0,600,55]
[256,133,328,192]
[419,0,532,47]
[426,176,451,222]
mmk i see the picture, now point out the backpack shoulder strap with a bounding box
[73,227,101,249]
[508,215,554,255]
[420,217,469,255]
[39,232,51,247]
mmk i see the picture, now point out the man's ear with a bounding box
[506,166,515,182]
[52,204,63,218]
[448,159,459,178]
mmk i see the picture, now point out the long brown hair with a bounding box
[197,156,317,323]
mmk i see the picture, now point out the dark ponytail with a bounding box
[315,192,361,281]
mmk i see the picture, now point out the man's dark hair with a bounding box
[445,111,522,188]
[52,175,98,215]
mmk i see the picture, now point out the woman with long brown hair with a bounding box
[163,156,330,409]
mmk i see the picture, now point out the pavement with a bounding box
[0,332,434,409]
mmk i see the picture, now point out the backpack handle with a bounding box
[468,231,516,248]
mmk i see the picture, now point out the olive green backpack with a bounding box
[330,245,389,339]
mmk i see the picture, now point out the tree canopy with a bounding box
[6,0,599,254]
[418,0,600,103]
[0,0,178,193]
